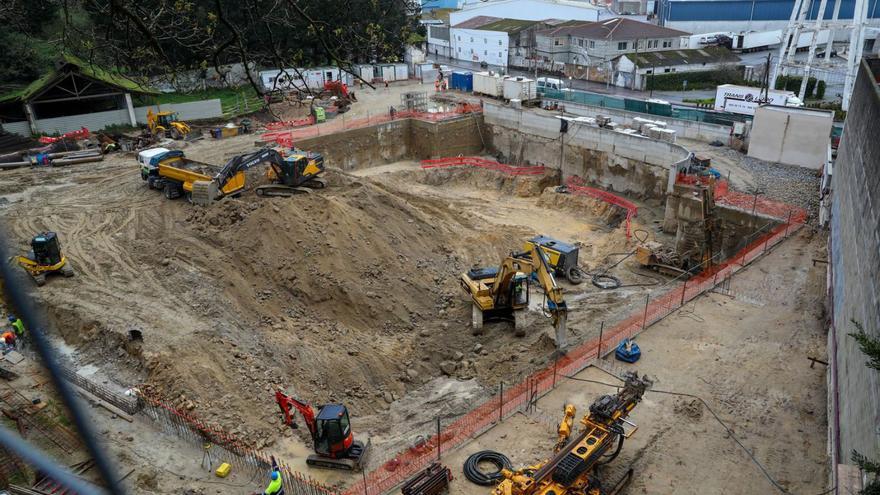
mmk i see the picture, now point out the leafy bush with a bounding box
[816,80,826,99]
[645,67,758,91]
[774,75,819,99]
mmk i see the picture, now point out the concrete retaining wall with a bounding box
[133,99,223,124]
[748,106,833,169]
[829,57,880,474]
[32,109,130,135]
[0,121,31,137]
[483,102,690,199]
[294,116,485,171]
[546,99,734,144]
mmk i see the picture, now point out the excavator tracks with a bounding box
[255,178,327,198]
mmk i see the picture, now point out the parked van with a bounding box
[537,77,565,91]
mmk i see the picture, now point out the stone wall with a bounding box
[828,56,880,479]
[483,102,690,199]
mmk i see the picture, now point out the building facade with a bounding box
[656,0,880,34]
[449,0,600,25]
[536,17,689,67]
[615,45,741,88]
[827,55,880,493]
[427,24,454,58]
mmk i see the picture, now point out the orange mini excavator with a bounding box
[274,390,369,470]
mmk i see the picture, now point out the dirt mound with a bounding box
[418,168,561,198]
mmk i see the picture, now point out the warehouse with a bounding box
[449,0,601,26]
[615,45,742,89]
[657,0,880,34]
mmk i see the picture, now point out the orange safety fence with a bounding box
[420,156,546,176]
[564,176,639,239]
[675,174,807,224]
[136,390,339,495]
[340,184,806,495]
[260,106,483,147]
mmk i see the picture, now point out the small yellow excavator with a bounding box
[15,232,75,286]
[460,243,568,348]
[147,109,191,140]
[492,372,652,495]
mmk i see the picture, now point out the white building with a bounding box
[451,17,511,66]
[427,24,454,58]
[449,0,600,26]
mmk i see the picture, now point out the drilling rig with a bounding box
[492,373,652,495]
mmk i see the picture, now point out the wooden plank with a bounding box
[74,388,133,422]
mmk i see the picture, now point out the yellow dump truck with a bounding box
[138,148,245,201]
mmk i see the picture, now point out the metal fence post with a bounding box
[436,417,441,460]
[641,294,650,331]
[596,321,604,359]
[784,210,792,237]
[680,278,687,307]
[552,354,558,388]
[499,382,504,423]
[362,467,368,495]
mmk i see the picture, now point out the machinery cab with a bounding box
[314,404,354,458]
[156,112,180,128]
[276,150,325,185]
[509,273,529,309]
[31,233,63,266]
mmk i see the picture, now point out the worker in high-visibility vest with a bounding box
[263,458,284,495]
[8,315,24,336]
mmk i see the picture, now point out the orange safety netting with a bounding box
[564,176,639,239]
[420,156,546,176]
[340,184,806,495]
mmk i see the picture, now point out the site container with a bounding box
[394,63,409,81]
[473,72,503,97]
[503,77,537,101]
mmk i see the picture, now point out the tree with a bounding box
[849,319,880,495]
[0,0,422,94]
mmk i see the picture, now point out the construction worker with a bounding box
[8,315,24,336]
[1,331,15,350]
[263,458,283,495]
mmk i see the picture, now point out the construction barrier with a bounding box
[564,176,639,239]
[136,390,339,495]
[260,105,482,148]
[419,157,546,176]
[341,184,807,495]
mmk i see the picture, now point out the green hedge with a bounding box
[644,68,760,91]
[774,75,818,99]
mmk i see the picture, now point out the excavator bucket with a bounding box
[191,180,218,206]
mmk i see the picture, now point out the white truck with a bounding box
[713,84,803,116]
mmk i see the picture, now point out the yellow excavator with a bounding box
[492,372,652,495]
[15,232,75,286]
[460,243,568,348]
[146,109,191,140]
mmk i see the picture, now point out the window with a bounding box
[470,37,473,42]
[484,50,487,55]
[664,68,671,73]
[554,38,563,46]
[589,40,595,48]
[457,47,461,52]
[662,40,672,48]
[499,52,502,57]
[499,40,502,45]
[645,69,653,74]
[484,38,487,44]
[457,36,460,41]
[578,39,584,47]
[618,42,628,50]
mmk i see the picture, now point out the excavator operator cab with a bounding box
[313,404,353,457]
[156,112,179,128]
[511,274,529,307]
[31,233,63,266]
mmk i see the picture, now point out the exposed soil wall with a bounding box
[294,116,486,171]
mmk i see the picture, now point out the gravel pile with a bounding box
[717,147,822,223]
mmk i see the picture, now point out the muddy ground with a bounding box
[0,136,673,491]
[445,230,829,495]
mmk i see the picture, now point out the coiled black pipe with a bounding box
[463,450,513,486]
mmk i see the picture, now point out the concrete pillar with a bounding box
[24,102,38,135]
[124,92,137,126]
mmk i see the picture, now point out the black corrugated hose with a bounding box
[463,450,513,485]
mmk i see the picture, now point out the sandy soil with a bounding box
[0,143,671,491]
[443,229,829,495]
